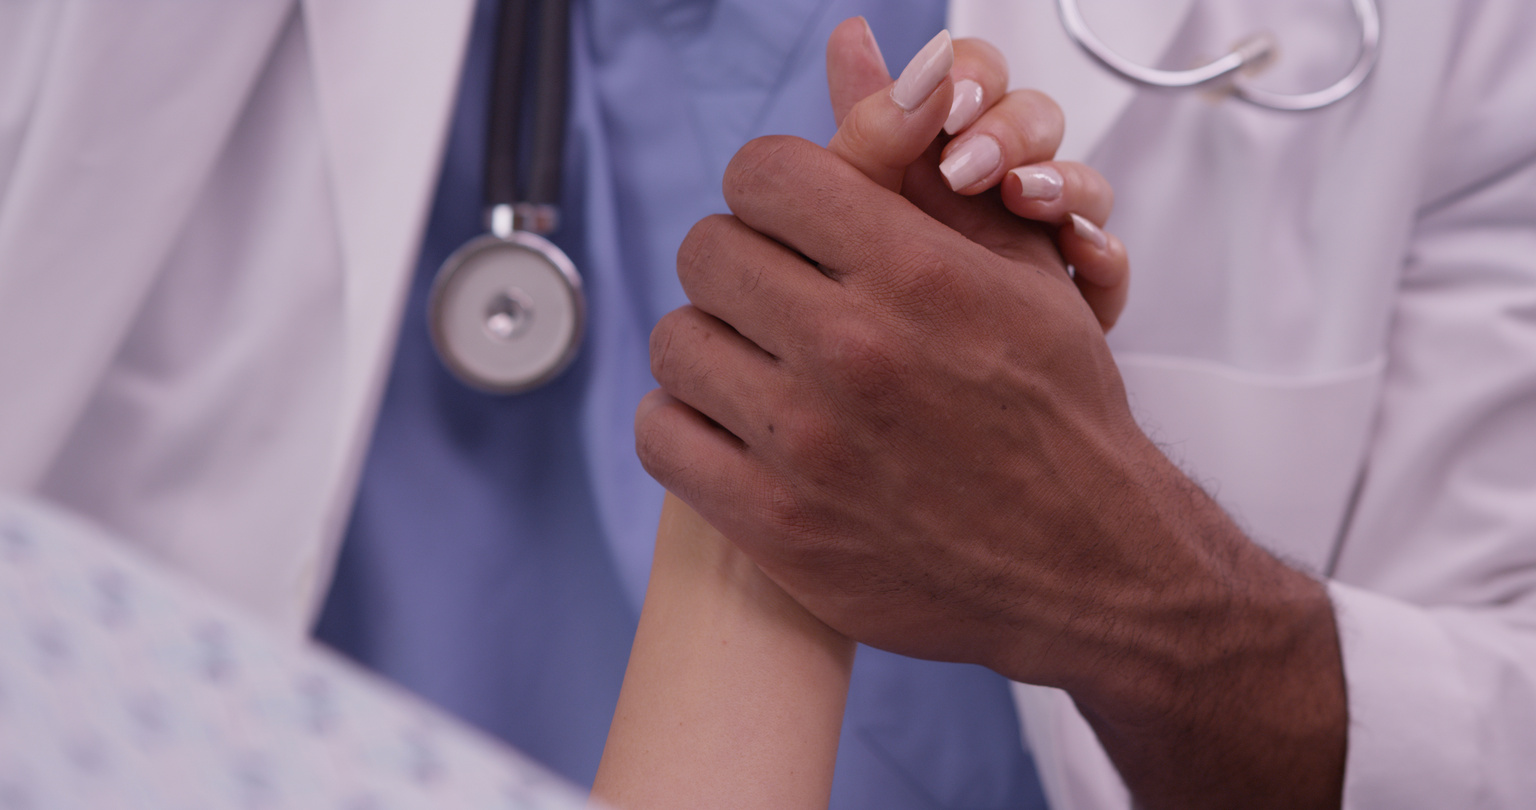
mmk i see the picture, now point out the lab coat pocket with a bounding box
[1115,353,1387,571]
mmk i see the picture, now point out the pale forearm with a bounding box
[592,493,855,809]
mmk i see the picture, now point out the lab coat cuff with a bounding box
[1328,580,1480,810]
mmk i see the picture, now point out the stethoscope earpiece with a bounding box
[1056,0,1381,112]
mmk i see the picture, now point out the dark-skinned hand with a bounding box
[638,19,1347,810]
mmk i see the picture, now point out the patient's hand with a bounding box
[825,19,1129,330]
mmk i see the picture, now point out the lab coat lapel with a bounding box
[0,1,293,486]
[948,0,1197,162]
[298,0,477,619]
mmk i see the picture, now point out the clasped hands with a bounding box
[635,18,1347,810]
[638,20,1141,687]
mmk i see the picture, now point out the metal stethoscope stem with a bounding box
[1055,0,1381,112]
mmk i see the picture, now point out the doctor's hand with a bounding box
[636,26,1346,810]
[824,18,1129,331]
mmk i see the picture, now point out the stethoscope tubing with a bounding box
[487,0,571,213]
[430,0,584,395]
[1056,0,1381,112]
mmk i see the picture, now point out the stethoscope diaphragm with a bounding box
[428,231,584,394]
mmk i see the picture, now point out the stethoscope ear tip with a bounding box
[1056,0,1380,112]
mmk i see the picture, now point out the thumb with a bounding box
[827,17,891,127]
[828,28,954,192]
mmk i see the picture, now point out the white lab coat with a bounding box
[0,0,475,632]
[0,0,1532,807]
[950,0,1536,807]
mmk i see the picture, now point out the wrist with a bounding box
[1007,445,1347,808]
[1073,554,1341,735]
[1076,569,1346,810]
[656,493,851,654]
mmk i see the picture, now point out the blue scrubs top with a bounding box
[316,2,1049,808]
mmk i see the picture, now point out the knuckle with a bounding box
[734,255,770,301]
[1057,162,1114,214]
[884,240,966,306]
[633,408,665,471]
[676,214,735,291]
[723,134,810,200]
[1005,89,1065,153]
[1062,162,1112,218]
[1020,88,1065,132]
[821,318,909,402]
[1076,165,1116,216]
[830,105,886,164]
[648,308,690,382]
[632,405,675,482]
[840,233,975,328]
[956,37,1008,86]
[776,404,842,468]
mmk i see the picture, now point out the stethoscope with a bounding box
[429,0,584,394]
[1057,0,1381,112]
[431,0,1384,394]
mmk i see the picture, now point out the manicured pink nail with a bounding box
[1009,166,1064,201]
[891,30,953,111]
[940,135,1001,191]
[944,79,985,134]
[1071,213,1109,250]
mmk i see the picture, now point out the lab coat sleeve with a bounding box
[1329,9,1536,803]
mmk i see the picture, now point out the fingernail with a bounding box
[858,17,888,75]
[1009,166,1064,201]
[891,30,953,111]
[1071,213,1109,250]
[939,135,1001,191]
[944,79,985,134]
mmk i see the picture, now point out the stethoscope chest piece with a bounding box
[429,0,579,394]
[428,231,584,394]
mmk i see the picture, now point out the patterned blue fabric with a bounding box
[316,2,1049,807]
